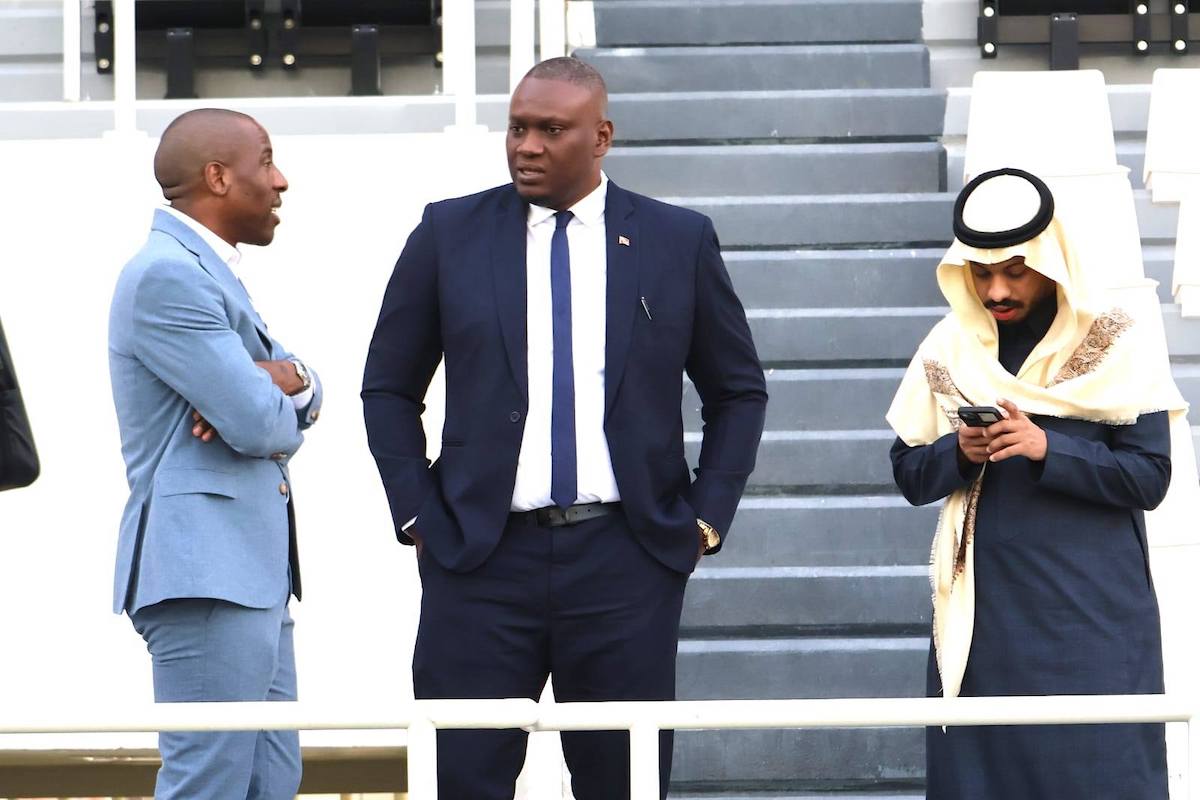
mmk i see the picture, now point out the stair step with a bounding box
[576,44,931,93]
[686,364,1200,432]
[606,144,945,197]
[680,565,930,633]
[593,0,923,47]
[691,426,1200,491]
[671,794,925,799]
[677,638,928,700]
[719,496,939,568]
[672,193,954,248]
[743,302,1200,365]
[672,727,924,786]
[612,89,946,142]
[723,246,1177,309]
[696,431,896,491]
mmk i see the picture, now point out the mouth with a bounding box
[515,166,544,182]
[989,305,1019,321]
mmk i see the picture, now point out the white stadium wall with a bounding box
[0,129,511,754]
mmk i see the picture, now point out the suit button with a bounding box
[278,482,289,496]
[271,453,286,461]
[509,411,522,423]
[311,410,320,421]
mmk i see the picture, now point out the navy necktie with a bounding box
[550,210,577,510]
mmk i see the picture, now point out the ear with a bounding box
[202,161,231,197]
[594,119,614,158]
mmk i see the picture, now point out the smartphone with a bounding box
[958,405,1004,427]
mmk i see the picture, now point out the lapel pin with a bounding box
[618,235,631,247]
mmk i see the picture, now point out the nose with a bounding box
[987,276,1011,303]
[274,165,288,193]
[516,131,543,156]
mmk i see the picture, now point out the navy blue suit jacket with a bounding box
[362,181,767,574]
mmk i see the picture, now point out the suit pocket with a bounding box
[156,467,239,498]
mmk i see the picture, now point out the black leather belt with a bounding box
[509,501,622,528]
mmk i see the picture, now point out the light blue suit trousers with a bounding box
[131,593,300,800]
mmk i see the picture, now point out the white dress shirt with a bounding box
[510,173,621,511]
[160,205,313,409]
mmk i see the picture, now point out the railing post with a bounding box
[509,0,536,92]
[408,714,439,799]
[538,0,567,60]
[628,721,660,800]
[1189,714,1199,800]
[111,0,137,134]
[62,0,81,101]
[441,0,481,131]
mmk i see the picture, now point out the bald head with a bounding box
[523,57,608,112]
[154,108,261,202]
[154,108,288,247]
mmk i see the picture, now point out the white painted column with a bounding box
[510,0,536,91]
[539,0,567,60]
[61,0,81,102]
[442,0,483,131]
[111,0,137,134]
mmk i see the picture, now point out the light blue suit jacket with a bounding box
[108,209,322,614]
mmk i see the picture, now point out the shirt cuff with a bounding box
[290,384,314,410]
[401,516,417,531]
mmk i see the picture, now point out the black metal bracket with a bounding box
[245,0,267,70]
[281,0,301,69]
[351,24,383,95]
[1132,0,1153,54]
[978,0,999,58]
[164,27,196,98]
[1049,12,1080,69]
[1172,0,1191,53]
[94,1,114,73]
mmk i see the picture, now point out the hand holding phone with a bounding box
[958,405,1005,428]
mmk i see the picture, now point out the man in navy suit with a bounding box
[363,57,766,799]
[109,109,321,799]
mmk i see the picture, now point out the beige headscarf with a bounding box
[886,171,1187,699]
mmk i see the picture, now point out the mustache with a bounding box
[984,300,1024,311]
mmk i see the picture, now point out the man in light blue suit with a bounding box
[108,109,321,799]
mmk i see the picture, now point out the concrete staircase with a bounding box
[582,1,945,795]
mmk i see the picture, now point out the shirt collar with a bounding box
[161,205,242,270]
[526,172,609,229]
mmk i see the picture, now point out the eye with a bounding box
[546,126,564,135]
[971,268,989,279]
[509,125,525,134]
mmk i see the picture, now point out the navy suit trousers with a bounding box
[413,511,688,800]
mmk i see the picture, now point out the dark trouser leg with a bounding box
[548,514,688,800]
[412,524,552,800]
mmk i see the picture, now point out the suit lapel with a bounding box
[604,183,639,419]
[151,209,275,355]
[492,188,530,402]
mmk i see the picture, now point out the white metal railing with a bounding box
[52,0,570,133]
[3,695,1197,799]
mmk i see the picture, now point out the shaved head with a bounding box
[154,108,261,202]
[154,108,288,247]
[523,57,608,112]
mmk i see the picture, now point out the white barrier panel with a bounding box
[1145,69,1200,316]
[964,70,1118,182]
[0,130,506,759]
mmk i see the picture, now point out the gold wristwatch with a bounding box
[697,518,721,554]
